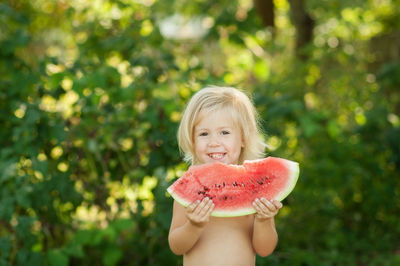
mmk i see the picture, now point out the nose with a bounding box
[208,134,220,147]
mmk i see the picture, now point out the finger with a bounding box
[272,200,283,209]
[204,202,215,217]
[254,198,276,216]
[254,198,270,210]
[260,198,276,211]
[198,199,214,217]
[253,206,272,219]
[187,200,200,213]
[253,200,266,213]
[253,198,265,211]
[193,197,210,215]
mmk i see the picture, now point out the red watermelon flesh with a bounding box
[167,157,299,217]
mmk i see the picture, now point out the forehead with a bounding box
[195,108,238,129]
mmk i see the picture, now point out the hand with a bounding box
[186,197,215,227]
[253,198,282,221]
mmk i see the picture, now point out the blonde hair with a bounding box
[178,86,266,165]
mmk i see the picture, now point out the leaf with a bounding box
[0,259,8,266]
[253,60,270,81]
[109,218,135,231]
[47,249,69,266]
[15,184,33,208]
[16,250,43,266]
[0,237,11,259]
[103,247,123,266]
[0,196,14,221]
[99,226,117,242]
[88,139,98,152]
[299,114,322,138]
[62,243,85,258]
[15,216,34,236]
[0,160,17,184]
[72,230,95,245]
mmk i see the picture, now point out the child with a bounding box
[168,86,283,265]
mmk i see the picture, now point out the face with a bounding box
[193,108,244,165]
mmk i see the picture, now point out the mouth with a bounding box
[208,152,226,160]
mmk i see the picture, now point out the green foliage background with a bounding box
[1,0,399,265]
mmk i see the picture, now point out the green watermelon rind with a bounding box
[273,160,300,202]
[167,158,300,218]
[167,186,192,208]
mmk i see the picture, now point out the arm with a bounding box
[252,217,278,257]
[168,198,214,255]
[252,198,282,257]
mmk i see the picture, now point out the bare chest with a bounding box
[183,215,256,266]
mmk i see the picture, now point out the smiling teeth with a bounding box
[209,153,224,159]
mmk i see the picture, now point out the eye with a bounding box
[199,132,208,136]
[221,130,230,135]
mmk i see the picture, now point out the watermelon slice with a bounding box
[167,157,299,217]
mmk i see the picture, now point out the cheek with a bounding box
[228,139,241,152]
[194,139,206,151]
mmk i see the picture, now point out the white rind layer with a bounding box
[274,161,300,201]
[167,187,191,207]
